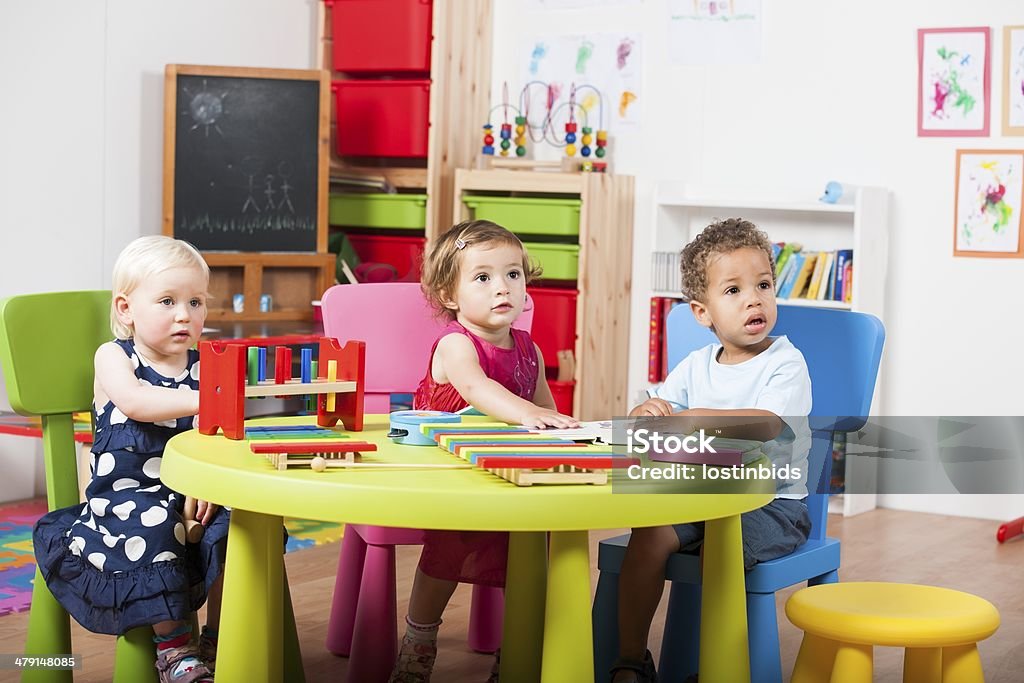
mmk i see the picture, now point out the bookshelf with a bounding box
[640,181,890,516]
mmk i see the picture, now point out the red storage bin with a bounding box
[528,286,578,369]
[347,233,426,281]
[330,0,433,74]
[548,380,575,416]
[333,79,431,158]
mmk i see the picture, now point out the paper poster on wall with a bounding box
[529,0,641,7]
[953,150,1024,258]
[917,27,991,137]
[667,0,761,65]
[510,32,642,159]
[1003,26,1024,135]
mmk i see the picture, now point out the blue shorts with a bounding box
[673,498,811,571]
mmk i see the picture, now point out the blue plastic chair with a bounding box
[592,305,885,683]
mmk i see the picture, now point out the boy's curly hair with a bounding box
[680,218,775,303]
[421,219,542,319]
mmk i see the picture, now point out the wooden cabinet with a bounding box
[454,168,635,420]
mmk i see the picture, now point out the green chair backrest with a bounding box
[0,290,111,509]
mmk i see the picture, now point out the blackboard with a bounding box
[163,65,328,253]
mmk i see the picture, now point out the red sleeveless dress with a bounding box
[413,320,539,586]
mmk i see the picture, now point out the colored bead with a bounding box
[500,139,511,150]
[515,136,526,145]
[582,126,592,134]
[596,138,608,147]
[596,130,608,141]
[516,146,527,157]
[515,116,527,124]
[500,129,511,140]
[581,146,591,157]
[484,134,494,145]
[565,132,576,143]
[595,146,606,158]
[482,145,495,154]
[500,148,509,156]
[515,125,525,135]
[565,143,576,156]
[581,133,592,145]
[565,122,577,133]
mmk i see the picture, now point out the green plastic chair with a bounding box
[0,291,305,682]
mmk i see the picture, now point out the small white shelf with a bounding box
[657,196,856,215]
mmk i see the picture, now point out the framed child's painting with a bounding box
[918,27,991,137]
[953,149,1024,258]
[1003,26,1024,136]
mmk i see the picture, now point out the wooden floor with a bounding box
[1,508,1021,682]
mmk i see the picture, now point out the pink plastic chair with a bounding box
[320,282,533,683]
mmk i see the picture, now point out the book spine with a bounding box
[648,297,661,382]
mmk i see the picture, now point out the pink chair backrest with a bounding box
[320,283,534,409]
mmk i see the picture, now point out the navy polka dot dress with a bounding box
[34,338,229,636]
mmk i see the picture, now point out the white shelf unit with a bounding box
[640,181,890,516]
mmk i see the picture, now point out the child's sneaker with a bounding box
[155,643,215,683]
[388,632,438,683]
[198,629,217,672]
[609,649,658,683]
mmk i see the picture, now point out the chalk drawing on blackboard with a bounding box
[277,161,296,214]
[183,79,228,138]
[240,156,263,214]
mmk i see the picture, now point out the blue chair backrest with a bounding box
[664,304,885,540]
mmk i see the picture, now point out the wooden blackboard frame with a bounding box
[162,64,330,254]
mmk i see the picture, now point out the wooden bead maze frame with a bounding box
[198,337,365,440]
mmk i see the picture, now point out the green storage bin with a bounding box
[523,242,580,280]
[329,193,427,229]
[463,195,581,236]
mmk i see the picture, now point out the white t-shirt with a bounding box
[649,336,812,498]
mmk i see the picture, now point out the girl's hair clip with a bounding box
[455,238,467,250]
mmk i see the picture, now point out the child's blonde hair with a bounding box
[680,218,775,303]
[110,236,209,339]
[421,220,541,319]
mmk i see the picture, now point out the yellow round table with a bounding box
[162,415,774,683]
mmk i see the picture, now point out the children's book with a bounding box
[833,249,853,301]
[777,253,804,298]
[648,436,764,467]
[816,252,835,301]
[787,253,818,299]
[805,251,828,299]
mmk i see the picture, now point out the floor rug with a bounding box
[0,497,343,616]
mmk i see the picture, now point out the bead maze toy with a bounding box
[480,81,610,173]
[198,337,365,440]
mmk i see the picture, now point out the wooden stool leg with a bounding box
[831,642,873,683]
[791,633,838,683]
[941,644,985,683]
[904,647,941,683]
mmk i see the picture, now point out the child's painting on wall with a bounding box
[918,27,991,137]
[1003,26,1024,136]
[954,149,1024,258]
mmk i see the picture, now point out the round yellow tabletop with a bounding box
[162,414,774,683]
[162,414,774,531]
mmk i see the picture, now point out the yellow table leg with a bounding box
[217,509,283,683]
[832,642,872,683]
[904,646,941,683]
[541,530,592,683]
[791,633,838,683]
[500,532,547,683]
[941,644,985,683]
[700,514,751,683]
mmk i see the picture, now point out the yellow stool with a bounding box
[785,582,999,683]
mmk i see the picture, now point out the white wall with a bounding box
[491,0,1024,520]
[0,0,318,502]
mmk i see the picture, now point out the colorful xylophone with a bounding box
[422,422,635,486]
[198,337,365,440]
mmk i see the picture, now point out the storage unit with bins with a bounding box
[327,192,429,281]
[454,168,635,420]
